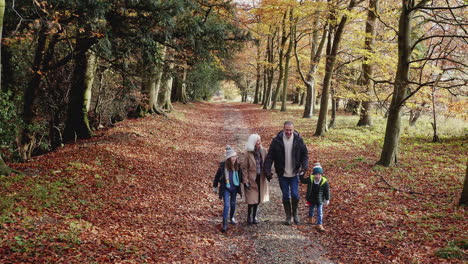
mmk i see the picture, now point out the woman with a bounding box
[213,145,243,232]
[241,134,270,224]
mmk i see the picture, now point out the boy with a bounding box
[300,163,330,231]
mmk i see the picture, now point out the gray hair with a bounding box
[246,134,261,152]
[284,121,294,127]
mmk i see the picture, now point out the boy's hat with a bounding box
[312,163,323,175]
[225,145,237,159]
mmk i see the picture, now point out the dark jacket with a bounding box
[264,131,309,178]
[213,161,243,200]
[300,175,330,205]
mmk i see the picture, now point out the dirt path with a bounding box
[220,103,333,264]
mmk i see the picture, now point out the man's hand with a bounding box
[265,173,272,182]
[324,200,330,206]
[213,187,218,194]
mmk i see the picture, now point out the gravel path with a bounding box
[221,103,333,264]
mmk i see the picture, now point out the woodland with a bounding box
[0,0,467,263]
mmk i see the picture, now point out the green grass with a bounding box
[435,240,467,259]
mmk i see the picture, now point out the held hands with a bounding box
[324,200,330,206]
[213,187,218,194]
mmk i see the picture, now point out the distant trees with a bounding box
[234,0,466,167]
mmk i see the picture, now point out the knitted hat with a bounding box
[225,145,237,160]
[312,163,323,175]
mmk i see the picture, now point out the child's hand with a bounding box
[324,200,330,206]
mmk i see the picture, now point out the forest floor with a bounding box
[1,102,467,263]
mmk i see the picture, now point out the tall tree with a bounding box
[0,0,10,174]
[315,0,360,136]
[295,0,327,118]
[159,52,175,112]
[281,7,295,112]
[377,0,466,166]
[271,11,288,110]
[63,31,98,141]
[357,0,379,126]
[253,38,262,104]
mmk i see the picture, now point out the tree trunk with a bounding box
[0,0,11,174]
[300,91,305,106]
[377,1,416,166]
[263,32,276,109]
[459,162,468,206]
[304,1,327,118]
[281,8,295,112]
[315,0,357,136]
[20,25,48,159]
[295,0,327,118]
[357,0,379,127]
[0,0,4,83]
[160,53,174,112]
[271,12,288,110]
[254,40,262,104]
[431,74,441,142]
[409,107,422,126]
[84,49,98,112]
[292,87,300,104]
[329,84,336,128]
[179,66,188,104]
[0,154,12,175]
[63,35,96,142]
[143,46,167,113]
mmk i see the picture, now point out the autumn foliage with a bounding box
[1,102,467,263]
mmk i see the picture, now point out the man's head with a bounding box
[283,121,294,139]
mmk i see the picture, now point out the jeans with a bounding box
[278,175,299,201]
[223,189,237,220]
[308,204,323,225]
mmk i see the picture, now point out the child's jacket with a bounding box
[300,175,330,205]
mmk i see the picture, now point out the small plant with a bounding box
[435,240,466,259]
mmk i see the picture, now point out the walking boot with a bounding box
[221,218,228,232]
[229,207,237,225]
[282,200,292,225]
[252,204,259,224]
[292,198,300,224]
[316,224,326,232]
[247,205,253,225]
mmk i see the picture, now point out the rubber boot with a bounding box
[292,198,300,224]
[221,218,228,232]
[252,204,259,224]
[247,205,253,225]
[282,200,292,225]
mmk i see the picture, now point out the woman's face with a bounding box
[255,138,261,148]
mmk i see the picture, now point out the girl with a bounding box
[213,146,243,232]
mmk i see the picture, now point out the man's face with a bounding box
[284,124,294,139]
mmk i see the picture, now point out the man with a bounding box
[264,121,309,225]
